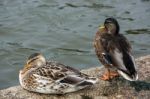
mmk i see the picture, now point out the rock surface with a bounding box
[0,55,150,99]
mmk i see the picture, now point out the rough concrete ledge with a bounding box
[0,55,150,99]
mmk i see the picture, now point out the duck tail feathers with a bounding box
[117,69,138,81]
[77,77,98,86]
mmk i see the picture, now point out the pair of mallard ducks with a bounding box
[19,18,138,94]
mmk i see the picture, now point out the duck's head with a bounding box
[25,53,46,68]
[99,18,120,35]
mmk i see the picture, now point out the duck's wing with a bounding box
[32,64,67,81]
[32,62,97,85]
[110,47,138,81]
[46,61,81,74]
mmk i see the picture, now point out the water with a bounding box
[0,0,150,89]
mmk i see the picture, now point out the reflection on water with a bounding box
[59,3,114,9]
[0,0,150,89]
[126,28,150,34]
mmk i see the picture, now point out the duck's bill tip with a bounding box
[99,25,105,29]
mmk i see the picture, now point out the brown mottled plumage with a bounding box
[19,53,98,94]
[94,18,138,81]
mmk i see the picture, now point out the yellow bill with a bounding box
[99,25,105,29]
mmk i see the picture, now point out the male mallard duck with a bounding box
[94,18,138,81]
[19,53,98,94]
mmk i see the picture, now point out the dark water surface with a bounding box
[0,0,150,89]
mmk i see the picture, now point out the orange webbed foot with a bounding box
[100,74,111,81]
[100,71,111,81]
[109,71,119,79]
[100,70,119,81]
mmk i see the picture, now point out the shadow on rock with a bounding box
[81,95,92,99]
[130,80,150,92]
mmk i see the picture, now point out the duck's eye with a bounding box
[108,23,115,29]
[109,23,113,27]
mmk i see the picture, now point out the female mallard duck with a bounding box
[19,53,98,94]
[94,18,138,81]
